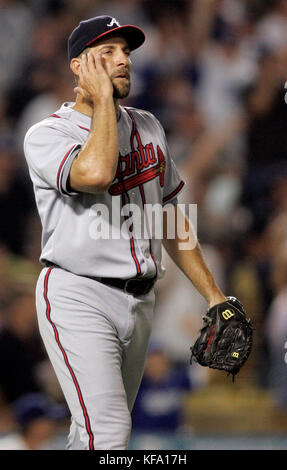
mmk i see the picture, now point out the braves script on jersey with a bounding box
[24,102,185,279]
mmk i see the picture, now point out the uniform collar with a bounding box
[59,102,122,124]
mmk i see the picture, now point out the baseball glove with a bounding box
[190,296,253,381]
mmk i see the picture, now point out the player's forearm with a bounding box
[69,97,119,193]
[163,238,226,307]
[162,208,226,307]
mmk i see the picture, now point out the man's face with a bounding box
[88,35,131,99]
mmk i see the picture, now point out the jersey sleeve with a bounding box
[157,121,185,206]
[162,154,185,206]
[24,123,82,196]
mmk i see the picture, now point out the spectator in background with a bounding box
[25,1,76,64]
[89,0,150,28]
[15,58,75,150]
[6,60,63,130]
[0,393,59,450]
[0,133,35,255]
[0,244,15,311]
[0,288,68,448]
[262,175,287,398]
[188,0,258,128]
[240,174,287,389]
[157,76,203,160]
[265,272,287,409]
[254,0,287,53]
[242,45,287,230]
[178,110,246,238]
[5,3,80,137]
[0,289,50,403]
[131,343,194,449]
[228,226,271,385]
[0,0,34,93]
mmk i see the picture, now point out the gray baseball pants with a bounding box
[35,266,155,450]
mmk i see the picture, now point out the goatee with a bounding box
[113,83,130,99]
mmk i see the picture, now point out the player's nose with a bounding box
[115,48,131,67]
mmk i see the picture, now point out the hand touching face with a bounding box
[71,36,132,102]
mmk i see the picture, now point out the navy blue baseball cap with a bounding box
[68,15,145,62]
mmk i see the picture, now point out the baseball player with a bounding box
[24,16,227,450]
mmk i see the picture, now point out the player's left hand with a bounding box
[190,296,253,381]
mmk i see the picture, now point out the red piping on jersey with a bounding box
[113,108,141,277]
[49,113,91,133]
[56,145,77,192]
[125,108,158,278]
[43,267,95,450]
[130,233,141,275]
[121,192,141,276]
[78,125,90,132]
[163,180,185,204]
[125,108,137,151]
[139,184,158,279]
[49,114,91,132]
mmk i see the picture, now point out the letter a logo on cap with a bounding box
[107,18,120,27]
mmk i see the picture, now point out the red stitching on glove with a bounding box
[205,324,215,351]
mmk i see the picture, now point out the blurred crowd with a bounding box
[0,0,287,449]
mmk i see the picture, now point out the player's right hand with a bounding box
[74,52,113,103]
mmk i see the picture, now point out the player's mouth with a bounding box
[115,75,129,81]
[114,71,130,81]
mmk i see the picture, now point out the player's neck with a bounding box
[73,95,120,119]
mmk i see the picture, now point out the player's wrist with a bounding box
[91,93,114,106]
[207,291,227,308]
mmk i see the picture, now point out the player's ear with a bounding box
[70,58,81,79]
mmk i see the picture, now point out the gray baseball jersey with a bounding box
[24,102,185,280]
